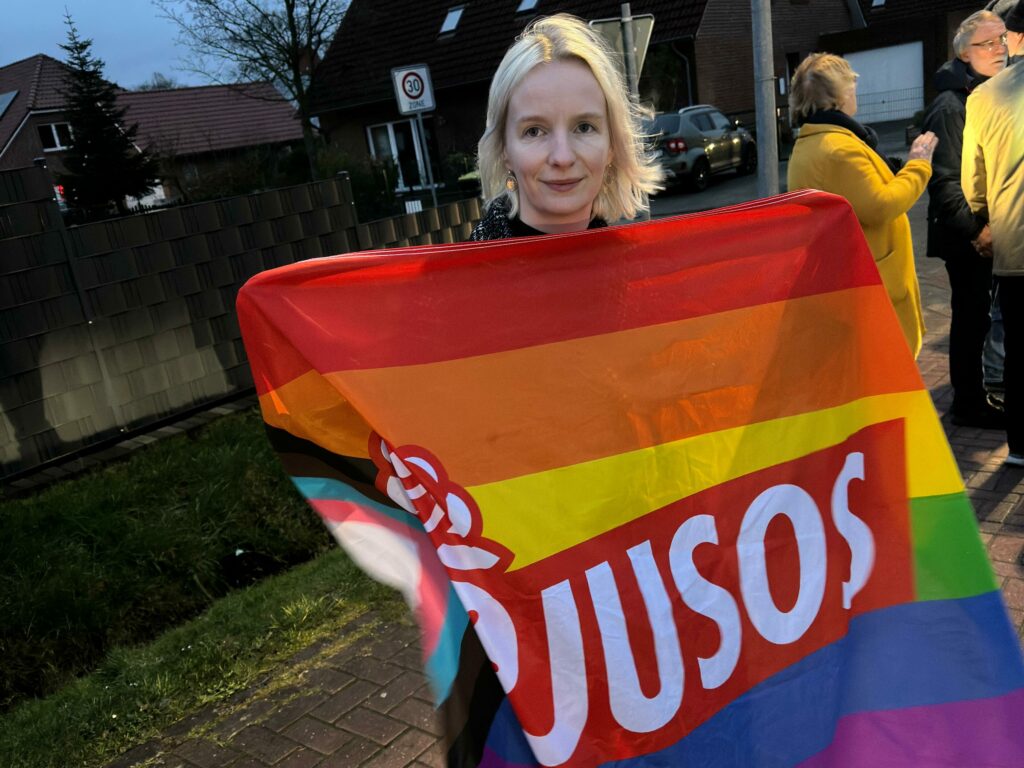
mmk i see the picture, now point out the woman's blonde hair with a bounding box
[789,53,858,121]
[477,13,662,222]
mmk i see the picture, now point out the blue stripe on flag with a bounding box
[293,474,466,704]
[605,590,1024,767]
[480,591,1023,767]
[424,584,471,706]
[291,475,425,532]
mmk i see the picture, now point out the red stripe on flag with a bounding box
[238,192,880,392]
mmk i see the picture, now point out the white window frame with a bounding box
[366,119,431,192]
[38,122,73,152]
[440,5,464,35]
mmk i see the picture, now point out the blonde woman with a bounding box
[470,14,662,240]
[787,53,938,357]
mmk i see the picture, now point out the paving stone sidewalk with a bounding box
[106,614,444,768]
[104,198,1024,768]
[916,226,1024,634]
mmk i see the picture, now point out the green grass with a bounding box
[0,408,334,710]
[0,548,406,768]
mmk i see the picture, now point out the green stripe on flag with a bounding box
[911,492,997,601]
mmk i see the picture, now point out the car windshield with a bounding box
[647,114,680,135]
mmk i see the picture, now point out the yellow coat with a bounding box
[787,123,931,357]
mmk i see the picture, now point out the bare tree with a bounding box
[136,71,181,90]
[155,0,348,180]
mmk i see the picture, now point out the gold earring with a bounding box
[505,170,518,192]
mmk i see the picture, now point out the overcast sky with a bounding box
[4,0,203,89]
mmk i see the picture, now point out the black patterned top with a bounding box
[468,198,606,241]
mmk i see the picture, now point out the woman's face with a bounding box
[503,58,613,233]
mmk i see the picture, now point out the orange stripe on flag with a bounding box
[259,370,373,459]
[323,286,921,486]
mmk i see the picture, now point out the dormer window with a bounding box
[38,122,73,152]
[516,0,539,12]
[440,6,464,35]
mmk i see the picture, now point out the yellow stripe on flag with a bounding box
[468,391,959,570]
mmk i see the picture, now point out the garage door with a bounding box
[844,42,924,123]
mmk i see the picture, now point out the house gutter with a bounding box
[845,0,867,29]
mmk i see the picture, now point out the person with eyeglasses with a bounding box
[986,0,1024,63]
[922,10,1007,429]
[962,0,1024,466]
[975,33,1010,53]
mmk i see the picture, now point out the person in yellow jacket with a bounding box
[787,53,938,357]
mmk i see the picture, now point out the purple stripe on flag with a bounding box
[478,746,536,768]
[797,689,1024,768]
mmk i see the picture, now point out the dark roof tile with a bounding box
[310,0,708,113]
[118,83,303,156]
[2,55,302,160]
[0,54,71,154]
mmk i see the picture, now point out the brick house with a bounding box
[118,84,304,204]
[0,55,78,176]
[307,0,861,195]
[0,54,303,205]
[820,0,982,123]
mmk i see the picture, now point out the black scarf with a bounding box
[801,109,904,175]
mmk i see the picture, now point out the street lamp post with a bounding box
[751,0,780,197]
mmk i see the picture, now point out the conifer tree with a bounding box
[58,15,157,216]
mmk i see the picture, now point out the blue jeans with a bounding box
[984,278,1005,394]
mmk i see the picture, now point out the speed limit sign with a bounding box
[392,64,435,114]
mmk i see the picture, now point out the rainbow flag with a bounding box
[237,191,1024,767]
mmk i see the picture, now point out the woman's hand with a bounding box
[908,131,938,163]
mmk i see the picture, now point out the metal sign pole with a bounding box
[416,111,438,209]
[620,3,639,102]
[392,65,439,210]
[751,0,780,197]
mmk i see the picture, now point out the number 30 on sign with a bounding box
[392,64,435,115]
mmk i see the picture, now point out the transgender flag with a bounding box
[237,191,1024,767]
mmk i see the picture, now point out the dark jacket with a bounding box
[922,58,988,260]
